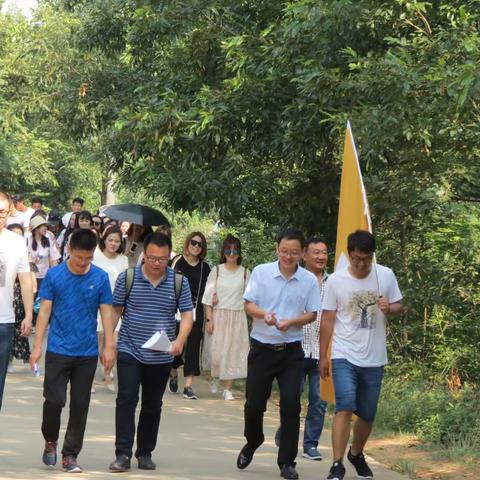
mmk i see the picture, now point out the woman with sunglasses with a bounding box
[170,231,211,399]
[202,234,250,400]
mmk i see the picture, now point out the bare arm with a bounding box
[378,298,403,315]
[205,305,214,334]
[244,300,277,326]
[18,271,34,336]
[319,310,336,379]
[276,311,316,331]
[100,304,116,370]
[171,310,194,356]
[29,299,52,368]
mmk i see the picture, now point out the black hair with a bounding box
[305,237,328,250]
[69,228,97,251]
[78,210,93,225]
[277,228,305,248]
[219,234,242,265]
[143,232,172,252]
[347,230,375,254]
[156,224,172,239]
[12,193,25,204]
[31,196,43,206]
[31,209,47,220]
[31,223,50,251]
[72,197,84,206]
[99,225,124,254]
[7,223,24,235]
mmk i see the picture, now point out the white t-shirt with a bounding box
[6,211,26,227]
[93,249,128,292]
[27,235,61,279]
[322,264,402,367]
[202,264,250,310]
[23,207,35,229]
[0,229,30,324]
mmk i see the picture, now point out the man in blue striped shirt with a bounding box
[108,232,193,472]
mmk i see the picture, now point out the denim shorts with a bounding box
[331,358,384,422]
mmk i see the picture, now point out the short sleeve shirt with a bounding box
[322,264,402,367]
[243,261,321,343]
[40,262,112,356]
[113,266,193,364]
[0,229,30,324]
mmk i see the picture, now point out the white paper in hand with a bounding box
[142,331,172,352]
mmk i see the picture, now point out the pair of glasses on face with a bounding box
[0,210,9,218]
[145,255,169,265]
[190,239,203,248]
[224,249,239,256]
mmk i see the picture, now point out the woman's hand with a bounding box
[206,319,214,334]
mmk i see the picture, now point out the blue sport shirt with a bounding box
[40,262,113,357]
[243,261,321,344]
[113,266,193,364]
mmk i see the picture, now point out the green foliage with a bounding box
[377,364,480,449]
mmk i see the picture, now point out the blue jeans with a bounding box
[0,323,15,412]
[302,357,327,450]
[332,358,384,422]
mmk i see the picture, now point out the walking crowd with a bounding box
[0,191,403,480]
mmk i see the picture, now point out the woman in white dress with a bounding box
[202,234,250,400]
[93,225,128,391]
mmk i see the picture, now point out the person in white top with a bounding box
[61,197,84,228]
[93,225,128,392]
[202,234,250,401]
[320,230,403,480]
[11,194,35,229]
[0,192,34,411]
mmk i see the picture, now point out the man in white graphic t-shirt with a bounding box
[320,230,403,480]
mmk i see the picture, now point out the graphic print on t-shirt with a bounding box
[348,290,377,329]
[0,252,6,287]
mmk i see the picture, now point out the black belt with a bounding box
[251,338,301,352]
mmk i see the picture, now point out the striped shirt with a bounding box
[113,266,193,364]
[302,272,329,360]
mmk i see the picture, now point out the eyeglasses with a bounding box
[0,210,9,218]
[278,250,302,258]
[93,221,102,226]
[224,249,239,256]
[350,253,373,265]
[190,239,203,248]
[145,255,169,264]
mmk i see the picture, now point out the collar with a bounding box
[138,264,171,287]
[273,261,301,281]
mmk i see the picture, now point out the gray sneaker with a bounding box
[183,386,197,399]
[42,441,57,466]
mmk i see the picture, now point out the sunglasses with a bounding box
[190,239,203,248]
[224,249,239,256]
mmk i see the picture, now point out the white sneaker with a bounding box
[7,363,15,374]
[222,389,234,401]
[210,379,219,394]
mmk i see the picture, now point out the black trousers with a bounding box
[244,340,304,467]
[42,351,97,457]
[115,352,170,458]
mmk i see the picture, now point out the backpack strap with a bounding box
[173,271,184,310]
[125,267,136,304]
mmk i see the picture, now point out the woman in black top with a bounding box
[171,231,210,399]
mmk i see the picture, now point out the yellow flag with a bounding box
[320,121,372,404]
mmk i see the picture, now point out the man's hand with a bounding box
[20,313,33,337]
[319,357,330,379]
[377,296,390,314]
[29,346,42,370]
[101,345,116,372]
[264,312,277,326]
[275,319,292,332]
[170,339,184,357]
[206,320,214,335]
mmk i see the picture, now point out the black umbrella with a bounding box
[104,204,170,227]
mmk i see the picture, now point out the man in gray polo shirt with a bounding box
[108,232,193,472]
[237,228,321,480]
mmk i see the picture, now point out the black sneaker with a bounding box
[42,440,57,466]
[62,455,83,473]
[183,386,197,399]
[280,463,299,479]
[138,455,156,470]
[327,461,345,480]
[347,448,373,478]
[168,376,178,394]
[109,454,131,472]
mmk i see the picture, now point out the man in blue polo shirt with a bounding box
[30,228,115,473]
[237,228,321,480]
[108,232,193,473]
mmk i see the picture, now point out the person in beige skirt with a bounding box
[202,234,250,400]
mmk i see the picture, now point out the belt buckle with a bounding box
[273,343,286,351]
